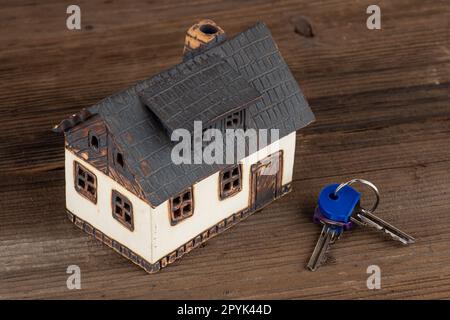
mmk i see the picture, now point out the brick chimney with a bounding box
[183,19,226,57]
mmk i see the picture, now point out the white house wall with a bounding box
[65,149,153,263]
[150,131,296,262]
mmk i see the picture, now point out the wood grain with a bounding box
[0,0,449,299]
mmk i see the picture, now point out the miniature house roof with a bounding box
[139,55,261,135]
[55,22,315,206]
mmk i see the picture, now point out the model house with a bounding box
[54,20,315,273]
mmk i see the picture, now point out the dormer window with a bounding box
[224,110,245,130]
[201,110,246,143]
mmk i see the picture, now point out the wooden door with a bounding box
[250,151,283,210]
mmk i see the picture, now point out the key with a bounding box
[336,179,415,245]
[307,179,415,271]
[351,210,415,245]
[307,224,341,271]
[307,183,361,271]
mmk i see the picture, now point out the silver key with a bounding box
[307,179,415,272]
[351,209,415,245]
[307,224,341,271]
[336,178,415,245]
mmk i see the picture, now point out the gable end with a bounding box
[65,115,148,204]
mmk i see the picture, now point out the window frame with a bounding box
[111,190,134,231]
[219,164,242,200]
[74,161,97,204]
[224,110,245,130]
[169,187,194,226]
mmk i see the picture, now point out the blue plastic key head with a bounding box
[318,184,361,223]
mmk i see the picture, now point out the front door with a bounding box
[250,151,282,210]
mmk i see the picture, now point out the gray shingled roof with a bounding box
[139,55,261,135]
[79,22,315,206]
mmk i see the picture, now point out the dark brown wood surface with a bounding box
[1,0,449,299]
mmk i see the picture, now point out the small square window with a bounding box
[170,187,194,225]
[112,190,134,231]
[224,110,245,130]
[219,164,242,200]
[74,161,97,203]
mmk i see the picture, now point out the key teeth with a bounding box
[306,225,341,272]
[378,223,416,245]
[307,249,332,272]
[355,212,415,246]
[320,253,328,265]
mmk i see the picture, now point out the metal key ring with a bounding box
[334,179,380,214]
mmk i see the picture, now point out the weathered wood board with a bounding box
[0,0,449,299]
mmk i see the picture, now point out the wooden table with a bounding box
[1,0,449,299]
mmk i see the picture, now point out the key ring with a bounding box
[334,179,380,214]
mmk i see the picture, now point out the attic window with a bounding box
[219,164,242,199]
[112,190,134,231]
[170,187,194,225]
[89,132,99,150]
[116,152,124,168]
[224,110,245,130]
[74,161,97,203]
